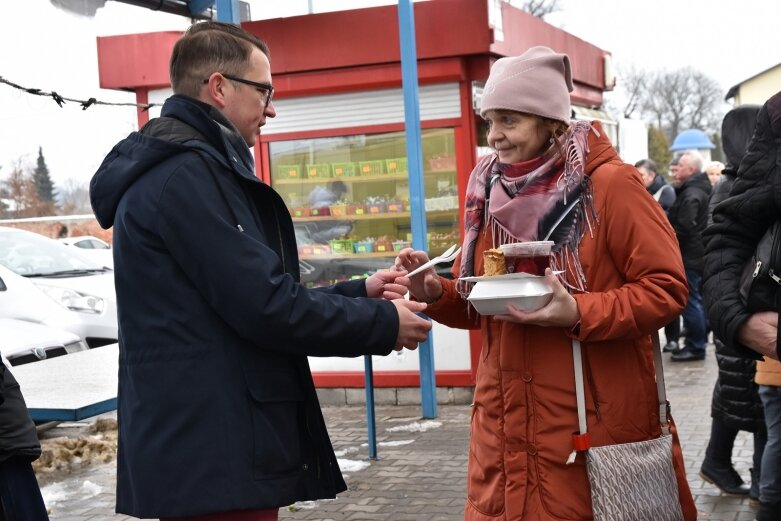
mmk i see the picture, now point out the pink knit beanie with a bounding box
[480,46,573,123]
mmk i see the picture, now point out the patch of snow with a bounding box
[333,446,359,457]
[338,458,371,473]
[40,483,68,505]
[386,420,442,433]
[81,480,102,498]
[379,439,415,447]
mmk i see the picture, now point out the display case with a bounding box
[269,129,460,287]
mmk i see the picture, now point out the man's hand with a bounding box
[495,268,580,328]
[392,248,444,304]
[366,269,409,300]
[737,311,779,360]
[392,300,432,350]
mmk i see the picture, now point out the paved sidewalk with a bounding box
[41,342,761,520]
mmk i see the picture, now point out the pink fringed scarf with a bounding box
[456,121,598,298]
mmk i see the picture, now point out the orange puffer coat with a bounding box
[425,124,697,521]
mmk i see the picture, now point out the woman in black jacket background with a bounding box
[700,104,766,500]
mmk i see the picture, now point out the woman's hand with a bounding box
[366,269,409,300]
[737,311,779,360]
[392,248,444,304]
[495,268,580,328]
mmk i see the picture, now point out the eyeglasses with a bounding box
[204,73,274,107]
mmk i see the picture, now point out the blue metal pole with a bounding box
[364,355,378,460]
[398,0,437,419]
[214,0,240,24]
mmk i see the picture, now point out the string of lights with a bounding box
[0,76,156,111]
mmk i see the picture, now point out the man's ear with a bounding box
[202,73,228,109]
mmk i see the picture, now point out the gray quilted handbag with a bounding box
[571,335,684,521]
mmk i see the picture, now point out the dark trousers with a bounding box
[0,457,49,521]
[665,316,680,344]
[705,416,767,473]
[681,268,708,354]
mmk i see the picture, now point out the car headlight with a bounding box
[35,284,105,314]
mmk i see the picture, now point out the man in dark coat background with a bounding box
[89,22,431,520]
[668,149,712,361]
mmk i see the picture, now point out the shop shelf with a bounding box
[393,240,412,252]
[277,164,305,179]
[359,160,385,176]
[305,163,331,178]
[367,202,387,214]
[346,203,367,215]
[385,201,405,213]
[385,157,408,174]
[331,162,360,177]
[310,206,331,217]
[428,155,456,172]
[290,207,310,218]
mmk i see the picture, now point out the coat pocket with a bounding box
[467,404,506,517]
[245,368,305,480]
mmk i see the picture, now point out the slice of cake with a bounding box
[483,248,507,276]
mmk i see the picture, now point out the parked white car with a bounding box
[0,318,88,367]
[59,235,113,269]
[0,227,118,348]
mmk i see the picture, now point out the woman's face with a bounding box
[484,110,550,164]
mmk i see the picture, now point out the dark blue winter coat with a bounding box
[90,95,398,518]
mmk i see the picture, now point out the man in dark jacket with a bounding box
[668,149,712,361]
[89,22,431,520]
[0,357,49,520]
[705,91,781,521]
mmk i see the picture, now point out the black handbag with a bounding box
[739,221,781,312]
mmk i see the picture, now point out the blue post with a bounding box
[364,355,378,460]
[214,0,240,24]
[398,0,437,419]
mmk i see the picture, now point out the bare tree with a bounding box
[615,65,646,119]
[1,160,39,218]
[642,67,723,141]
[58,178,92,215]
[518,0,560,18]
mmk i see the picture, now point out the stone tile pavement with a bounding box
[40,341,761,520]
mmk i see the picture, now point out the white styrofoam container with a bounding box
[467,276,553,315]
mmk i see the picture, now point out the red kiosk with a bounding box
[96,0,614,392]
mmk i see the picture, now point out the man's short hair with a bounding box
[634,158,657,175]
[679,149,704,172]
[170,21,270,98]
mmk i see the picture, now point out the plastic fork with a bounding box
[405,244,462,277]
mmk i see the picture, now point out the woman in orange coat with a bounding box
[394,47,697,520]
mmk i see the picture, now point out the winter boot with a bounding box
[699,458,750,495]
[749,468,760,506]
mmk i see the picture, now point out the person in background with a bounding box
[393,46,696,521]
[636,158,676,211]
[668,149,712,362]
[705,160,726,187]
[636,158,680,352]
[0,355,49,521]
[704,90,781,521]
[700,105,766,501]
[89,21,431,521]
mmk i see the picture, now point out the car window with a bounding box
[0,231,101,276]
[0,276,5,291]
[88,240,109,250]
[75,240,94,249]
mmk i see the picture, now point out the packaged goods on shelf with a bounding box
[329,239,354,254]
[329,203,347,216]
[386,200,405,213]
[291,207,311,217]
[277,164,305,179]
[428,154,456,172]
[374,240,394,253]
[310,207,331,217]
[367,201,387,214]
[353,240,375,254]
[331,162,360,177]
[392,240,412,252]
[385,157,408,174]
[346,203,367,215]
[359,160,385,176]
[305,163,332,178]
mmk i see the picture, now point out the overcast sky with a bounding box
[1,0,779,191]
